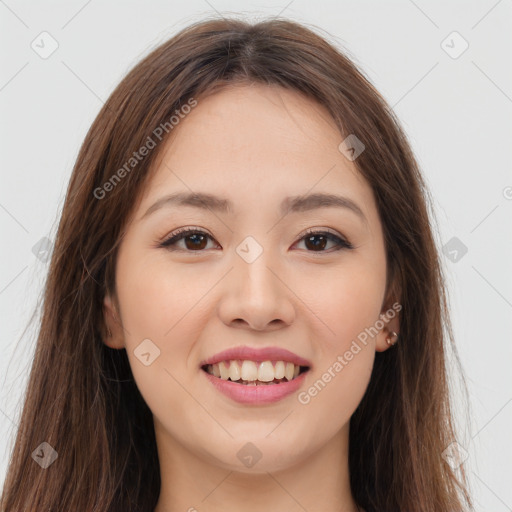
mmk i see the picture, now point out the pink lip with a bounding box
[202,369,309,404]
[199,346,312,368]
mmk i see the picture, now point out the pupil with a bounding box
[306,235,326,251]
[185,234,206,250]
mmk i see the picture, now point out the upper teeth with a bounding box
[206,360,301,382]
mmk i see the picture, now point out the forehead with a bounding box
[136,83,378,226]
[162,83,345,172]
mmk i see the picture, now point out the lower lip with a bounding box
[202,369,308,404]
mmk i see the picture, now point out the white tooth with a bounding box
[285,362,295,381]
[274,361,285,379]
[258,361,275,382]
[293,365,300,378]
[241,360,258,381]
[218,361,230,380]
[212,363,220,378]
[228,361,241,381]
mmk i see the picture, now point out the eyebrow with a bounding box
[142,191,367,222]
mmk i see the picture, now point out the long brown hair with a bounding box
[1,16,473,511]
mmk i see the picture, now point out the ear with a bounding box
[375,279,402,353]
[101,294,125,350]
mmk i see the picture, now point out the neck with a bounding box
[153,420,361,512]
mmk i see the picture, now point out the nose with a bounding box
[217,252,295,332]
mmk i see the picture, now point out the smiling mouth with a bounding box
[201,360,310,386]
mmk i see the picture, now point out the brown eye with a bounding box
[304,233,330,251]
[160,228,218,251]
[182,232,208,250]
[295,230,353,252]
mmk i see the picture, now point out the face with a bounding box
[103,83,400,473]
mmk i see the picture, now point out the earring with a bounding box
[386,331,399,346]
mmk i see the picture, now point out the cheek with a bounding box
[291,257,383,420]
[116,250,212,339]
[297,256,386,353]
[114,254,214,426]
[295,272,381,432]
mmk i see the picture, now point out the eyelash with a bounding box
[158,226,354,253]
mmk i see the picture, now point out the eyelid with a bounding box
[296,226,347,242]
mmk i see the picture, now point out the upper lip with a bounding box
[200,346,312,368]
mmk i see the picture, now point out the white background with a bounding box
[1,1,511,510]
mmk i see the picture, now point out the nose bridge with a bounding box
[217,235,295,330]
[234,236,282,302]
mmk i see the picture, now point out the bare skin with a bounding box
[102,83,399,512]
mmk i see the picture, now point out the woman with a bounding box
[1,16,473,512]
